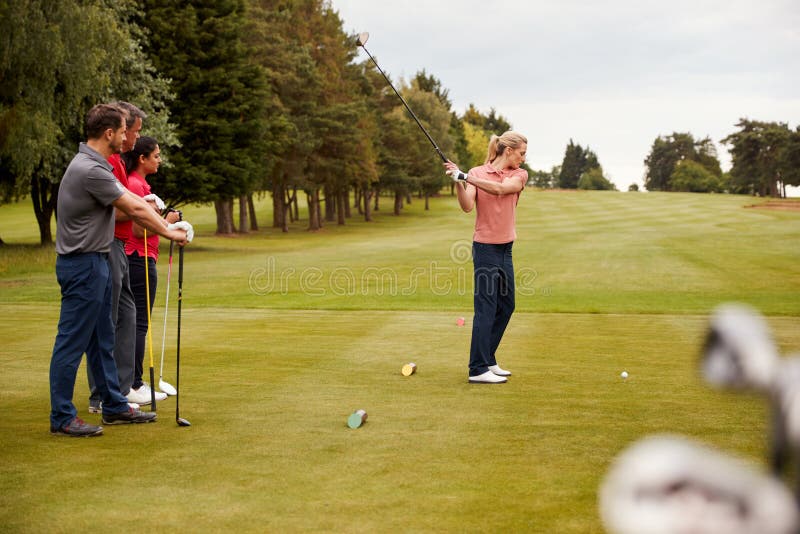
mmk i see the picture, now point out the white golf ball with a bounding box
[621,371,629,379]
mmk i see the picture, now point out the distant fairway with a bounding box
[1,191,798,532]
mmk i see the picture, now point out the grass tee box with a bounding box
[0,191,798,532]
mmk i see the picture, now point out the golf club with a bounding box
[157,239,177,396]
[143,231,156,411]
[356,31,448,164]
[702,304,800,505]
[175,244,190,427]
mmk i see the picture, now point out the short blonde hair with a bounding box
[485,131,527,164]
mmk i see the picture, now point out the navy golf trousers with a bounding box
[50,252,129,428]
[469,241,515,376]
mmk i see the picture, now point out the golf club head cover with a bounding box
[447,168,468,182]
[167,221,194,243]
[701,303,779,392]
[599,435,799,534]
[143,193,166,212]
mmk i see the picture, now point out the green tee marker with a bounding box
[348,409,368,429]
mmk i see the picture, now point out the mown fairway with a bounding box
[1,191,798,532]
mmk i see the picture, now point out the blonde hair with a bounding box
[485,131,528,164]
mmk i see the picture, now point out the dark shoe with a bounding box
[102,407,157,425]
[51,417,103,437]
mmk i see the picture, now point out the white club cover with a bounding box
[167,221,194,243]
[702,304,779,391]
[143,193,166,211]
[600,435,799,534]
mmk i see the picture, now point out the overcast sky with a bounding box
[332,0,800,191]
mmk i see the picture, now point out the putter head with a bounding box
[356,31,369,47]
[177,417,191,427]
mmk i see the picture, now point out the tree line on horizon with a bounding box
[1,1,797,246]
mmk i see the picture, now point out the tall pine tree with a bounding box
[141,0,269,233]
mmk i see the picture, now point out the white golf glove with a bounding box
[447,168,468,182]
[143,193,166,211]
[167,221,194,243]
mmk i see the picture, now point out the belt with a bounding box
[58,251,109,259]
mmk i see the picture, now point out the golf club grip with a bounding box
[150,367,156,410]
[363,47,447,163]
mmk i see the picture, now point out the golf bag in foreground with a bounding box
[600,304,800,534]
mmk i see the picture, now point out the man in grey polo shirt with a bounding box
[50,104,189,437]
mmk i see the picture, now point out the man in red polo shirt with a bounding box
[87,102,164,410]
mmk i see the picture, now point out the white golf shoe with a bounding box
[488,364,512,377]
[140,383,168,402]
[469,371,507,384]
[127,384,167,405]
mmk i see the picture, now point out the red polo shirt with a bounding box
[124,171,159,261]
[110,154,132,242]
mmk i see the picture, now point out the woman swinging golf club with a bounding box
[444,132,528,384]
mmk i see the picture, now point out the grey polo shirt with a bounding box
[55,143,126,255]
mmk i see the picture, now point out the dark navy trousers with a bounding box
[50,253,129,428]
[469,242,516,376]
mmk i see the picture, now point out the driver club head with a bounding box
[356,31,369,47]
[177,417,191,427]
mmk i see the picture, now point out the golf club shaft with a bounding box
[143,231,156,411]
[176,245,183,422]
[361,46,448,163]
[159,240,174,379]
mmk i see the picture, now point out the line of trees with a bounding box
[644,122,800,196]
[523,139,615,191]
[0,0,522,245]
[2,2,796,246]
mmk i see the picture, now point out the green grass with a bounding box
[1,191,798,532]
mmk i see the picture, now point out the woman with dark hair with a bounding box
[444,131,529,384]
[123,136,180,403]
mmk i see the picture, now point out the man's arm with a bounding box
[113,191,187,245]
[115,210,131,222]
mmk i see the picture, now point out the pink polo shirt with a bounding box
[124,171,159,261]
[471,164,528,244]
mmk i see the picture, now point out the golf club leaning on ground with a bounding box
[356,32,449,164]
[143,231,157,411]
[158,239,177,396]
[175,245,190,427]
